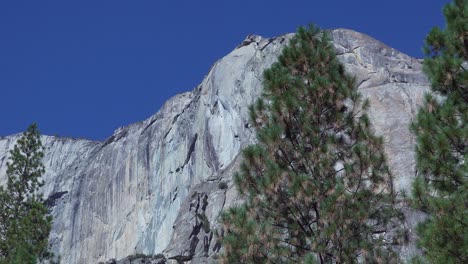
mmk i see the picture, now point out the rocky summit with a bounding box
[0,29,430,263]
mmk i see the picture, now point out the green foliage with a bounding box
[221,25,403,264]
[410,0,468,263]
[127,253,149,261]
[0,124,54,263]
[126,252,165,262]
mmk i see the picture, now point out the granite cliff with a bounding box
[0,29,429,263]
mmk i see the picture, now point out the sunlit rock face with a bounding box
[0,29,429,263]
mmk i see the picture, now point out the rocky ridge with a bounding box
[0,29,429,263]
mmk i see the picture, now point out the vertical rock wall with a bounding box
[0,29,429,263]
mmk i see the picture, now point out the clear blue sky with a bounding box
[0,0,449,140]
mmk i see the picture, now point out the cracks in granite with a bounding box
[335,45,362,56]
[167,192,211,263]
[172,132,199,174]
[140,118,159,136]
[259,37,276,52]
[184,134,198,167]
[357,76,372,88]
[0,28,432,264]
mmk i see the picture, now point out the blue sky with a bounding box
[0,0,449,140]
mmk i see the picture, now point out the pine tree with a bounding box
[221,25,404,264]
[0,124,53,264]
[410,0,467,263]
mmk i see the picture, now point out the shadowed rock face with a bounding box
[0,29,429,263]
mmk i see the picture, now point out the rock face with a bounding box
[0,29,429,264]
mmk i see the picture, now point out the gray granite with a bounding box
[0,29,429,263]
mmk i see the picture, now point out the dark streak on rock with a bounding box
[172,113,181,124]
[184,133,198,166]
[163,127,172,140]
[172,187,178,203]
[211,101,219,115]
[235,34,260,49]
[201,194,208,211]
[203,121,220,171]
[259,38,275,51]
[100,130,128,150]
[45,191,68,208]
[189,222,202,240]
[219,99,228,111]
[145,143,151,170]
[212,239,222,253]
[140,118,158,135]
[203,234,210,257]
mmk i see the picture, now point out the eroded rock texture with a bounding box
[0,29,429,263]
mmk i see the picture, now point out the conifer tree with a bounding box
[0,124,53,264]
[410,0,467,262]
[221,25,403,263]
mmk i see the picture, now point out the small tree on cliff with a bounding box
[0,124,53,264]
[221,25,403,263]
[410,0,467,262]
